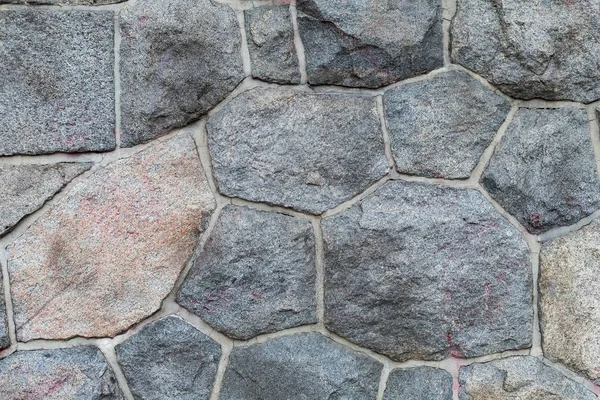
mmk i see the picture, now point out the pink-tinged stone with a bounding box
[8,134,215,341]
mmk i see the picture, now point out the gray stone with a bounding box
[0,10,115,155]
[0,0,124,4]
[322,181,532,362]
[0,273,8,351]
[119,0,245,147]
[0,163,91,237]
[384,70,510,179]
[482,107,600,234]
[207,88,388,214]
[383,367,453,400]
[178,205,316,340]
[0,347,124,399]
[245,6,300,84]
[458,356,596,400]
[297,0,443,88]
[451,0,600,103]
[116,316,221,400]
[220,333,382,400]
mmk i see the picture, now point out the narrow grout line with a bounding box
[528,239,543,358]
[289,0,308,85]
[515,98,588,109]
[210,341,233,400]
[442,0,457,66]
[322,175,390,218]
[312,219,325,327]
[392,173,477,189]
[376,95,396,170]
[96,340,135,400]
[587,105,600,188]
[538,208,600,242]
[477,185,531,238]
[113,9,122,149]
[376,365,391,400]
[236,10,252,78]
[0,152,104,166]
[0,248,16,356]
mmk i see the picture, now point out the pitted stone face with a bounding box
[383,367,453,400]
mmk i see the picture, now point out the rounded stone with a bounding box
[383,367,453,400]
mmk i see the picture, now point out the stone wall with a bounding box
[0,0,599,398]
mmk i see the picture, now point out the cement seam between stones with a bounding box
[289,0,308,85]
[236,10,252,77]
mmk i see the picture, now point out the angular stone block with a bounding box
[383,367,453,400]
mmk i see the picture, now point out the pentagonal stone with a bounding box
[383,70,510,179]
[322,181,532,362]
[0,163,91,237]
[0,273,8,351]
[220,333,382,400]
[207,88,388,214]
[482,107,600,234]
[451,0,600,103]
[383,367,453,400]
[458,356,596,400]
[245,6,300,84]
[0,347,124,399]
[119,0,245,147]
[116,316,221,400]
[177,205,316,340]
[0,10,115,155]
[8,134,215,341]
[296,0,442,88]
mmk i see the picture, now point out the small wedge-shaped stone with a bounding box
[384,367,453,400]
[451,0,600,103]
[207,88,388,214]
[178,205,316,340]
[116,316,221,400]
[220,333,382,400]
[322,181,532,361]
[482,107,600,234]
[8,134,215,341]
[459,356,596,400]
[297,0,443,88]
[0,273,9,350]
[0,347,124,399]
[120,0,245,147]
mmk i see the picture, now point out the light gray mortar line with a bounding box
[289,0,308,85]
[0,249,16,353]
[312,219,325,326]
[376,95,396,170]
[210,340,234,400]
[529,240,543,358]
[540,357,600,395]
[476,185,532,238]
[442,0,457,66]
[514,99,587,109]
[96,341,135,400]
[321,175,391,219]
[376,365,391,400]
[214,0,274,11]
[587,105,600,186]
[227,196,313,221]
[538,208,600,242]
[391,173,478,189]
[206,77,263,117]
[173,305,234,347]
[236,10,252,77]
[113,9,122,149]
[0,152,104,166]
[447,64,513,103]
[438,358,460,400]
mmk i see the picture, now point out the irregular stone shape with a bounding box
[458,356,596,400]
[0,163,91,237]
[178,205,316,340]
[245,6,300,84]
[119,0,245,147]
[384,70,510,179]
[451,0,600,103]
[482,107,600,234]
[0,10,115,155]
[297,0,442,88]
[0,347,123,399]
[322,181,532,361]
[207,88,388,214]
[8,134,215,341]
[383,367,453,400]
[220,333,382,399]
[116,316,221,400]
[0,273,9,351]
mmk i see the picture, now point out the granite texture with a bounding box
[383,367,453,400]
[0,273,9,351]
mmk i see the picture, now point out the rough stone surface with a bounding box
[0,347,124,399]
[451,0,600,103]
[116,316,221,400]
[178,205,316,340]
[322,181,532,361]
[8,134,216,341]
[220,333,382,400]
[0,163,91,237]
[297,0,443,88]
[0,10,115,155]
[0,0,124,3]
[207,88,388,214]
[383,367,453,400]
[482,107,600,234]
[245,6,300,84]
[458,356,596,400]
[0,273,9,351]
[120,0,245,147]
[384,70,510,179]
[540,219,600,384]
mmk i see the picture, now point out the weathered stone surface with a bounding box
[297,0,443,88]
[451,0,600,103]
[208,88,388,214]
[540,219,600,384]
[245,6,300,84]
[482,107,600,234]
[0,273,9,351]
[178,205,316,340]
[8,134,215,341]
[384,367,453,400]
[0,10,115,155]
[116,316,221,400]
[384,70,510,179]
[458,356,596,400]
[0,163,90,237]
[0,347,124,399]
[220,333,382,400]
[322,181,532,361]
[0,0,124,4]
[120,0,245,147]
